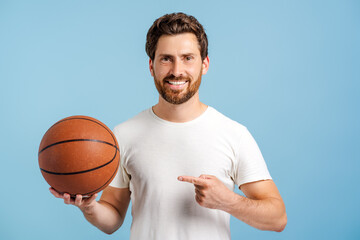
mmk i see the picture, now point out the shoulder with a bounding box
[113,108,151,140]
[207,106,248,133]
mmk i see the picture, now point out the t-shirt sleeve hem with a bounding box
[109,182,129,189]
[236,174,272,187]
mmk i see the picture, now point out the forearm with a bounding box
[81,200,125,234]
[222,193,287,232]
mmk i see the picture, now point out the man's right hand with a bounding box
[49,187,98,215]
[48,186,131,234]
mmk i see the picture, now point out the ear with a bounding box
[201,56,210,75]
[149,58,154,77]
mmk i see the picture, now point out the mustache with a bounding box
[163,75,190,82]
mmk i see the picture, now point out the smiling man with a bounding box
[151,33,206,106]
[50,12,287,239]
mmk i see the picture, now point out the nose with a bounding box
[171,59,184,78]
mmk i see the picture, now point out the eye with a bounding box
[185,56,194,61]
[161,56,171,62]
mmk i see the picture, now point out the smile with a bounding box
[166,80,188,85]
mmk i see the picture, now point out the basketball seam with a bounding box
[78,156,120,196]
[38,138,119,155]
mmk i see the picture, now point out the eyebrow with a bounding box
[158,54,172,58]
[157,53,195,58]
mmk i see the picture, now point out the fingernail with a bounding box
[178,177,183,181]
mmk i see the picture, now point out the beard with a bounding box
[153,69,202,105]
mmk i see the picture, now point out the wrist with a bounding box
[221,191,241,213]
[80,201,98,216]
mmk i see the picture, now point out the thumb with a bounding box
[199,174,213,179]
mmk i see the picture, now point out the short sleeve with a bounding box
[109,156,130,188]
[109,133,130,188]
[233,127,272,186]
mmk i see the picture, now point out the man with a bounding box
[50,12,287,239]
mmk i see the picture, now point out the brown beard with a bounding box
[153,69,202,105]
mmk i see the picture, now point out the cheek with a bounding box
[159,70,168,77]
[187,63,203,76]
[154,66,169,79]
[189,68,202,79]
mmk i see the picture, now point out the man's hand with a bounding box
[49,186,131,234]
[178,176,287,231]
[49,187,98,214]
[178,174,236,210]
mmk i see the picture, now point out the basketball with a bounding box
[38,116,119,197]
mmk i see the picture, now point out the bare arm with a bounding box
[50,186,131,234]
[226,180,287,232]
[178,175,287,232]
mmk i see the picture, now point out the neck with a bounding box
[152,92,208,123]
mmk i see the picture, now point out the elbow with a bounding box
[103,227,119,235]
[274,213,287,232]
[273,200,287,232]
[101,224,121,235]
[105,230,116,235]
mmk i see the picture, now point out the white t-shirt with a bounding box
[109,106,271,240]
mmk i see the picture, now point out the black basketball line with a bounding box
[79,154,120,196]
[40,146,119,175]
[43,116,117,146]
[38,138,119,155]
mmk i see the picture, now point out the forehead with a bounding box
[155,33,200,56]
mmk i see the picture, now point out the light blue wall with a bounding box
[1,0,359,239]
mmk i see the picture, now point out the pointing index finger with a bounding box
[178,176,206,185]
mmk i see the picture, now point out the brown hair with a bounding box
[146,12,208,61]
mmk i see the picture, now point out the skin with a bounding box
[50,32,287,234]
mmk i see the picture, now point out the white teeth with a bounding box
[168,81,186,85]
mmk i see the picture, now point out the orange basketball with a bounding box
[38,116,119,197]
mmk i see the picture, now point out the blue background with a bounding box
[1,0,359,239]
